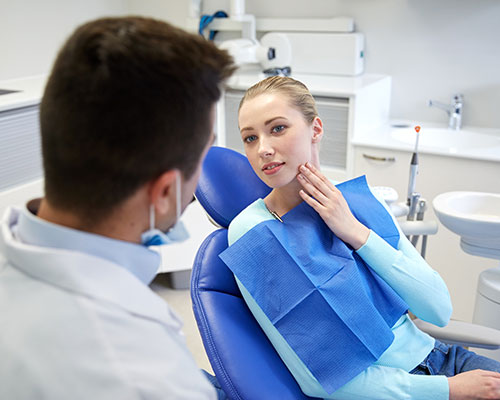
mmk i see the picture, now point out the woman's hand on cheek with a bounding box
[297,163,370,250]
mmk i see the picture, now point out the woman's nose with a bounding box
[258,137,274,158]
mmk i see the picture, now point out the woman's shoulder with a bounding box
[227,198,273,245]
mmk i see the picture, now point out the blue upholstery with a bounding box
[195,146,271,228]
[191,146,313,399]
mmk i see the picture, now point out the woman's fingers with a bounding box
[297,173,329,205]
[299,189,323,212]
[300,163,338,193]
[297,163,370,250]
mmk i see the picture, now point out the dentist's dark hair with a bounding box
[40,16,234,222]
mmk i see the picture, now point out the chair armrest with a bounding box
[398,220,438,236]
[413,318,500,350]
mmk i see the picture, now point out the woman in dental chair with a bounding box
[219,76,500,400]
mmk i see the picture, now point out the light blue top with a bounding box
[227,187,452,400]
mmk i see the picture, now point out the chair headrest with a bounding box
[195,146,271,228]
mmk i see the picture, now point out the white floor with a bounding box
[150,273,213,373]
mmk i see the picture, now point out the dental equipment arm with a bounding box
[406,126,420,221]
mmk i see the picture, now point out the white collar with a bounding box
[16,200,160,285]
[0,205,182,330]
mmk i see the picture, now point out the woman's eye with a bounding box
[243,135,257,144]
[272,125,285,133]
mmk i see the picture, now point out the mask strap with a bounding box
[149,171,180,231]
[176,171,181,220]
[149,203,155,230]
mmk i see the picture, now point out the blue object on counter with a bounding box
[199,11,228,41]
[220,176,407,394]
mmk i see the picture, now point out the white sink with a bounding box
[391,126,500,151]
[433,192,500,259]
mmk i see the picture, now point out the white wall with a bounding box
[0,0,128,80]
[125,0,188,27]
[2,1,499,127]
[202,0,500,129]
[0,0,196,81]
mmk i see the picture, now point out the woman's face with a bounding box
[238,93,321,189]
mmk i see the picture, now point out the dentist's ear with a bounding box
[311,117,324,143]
[149,170,178,215]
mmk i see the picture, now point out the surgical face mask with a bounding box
[141,172,190,246]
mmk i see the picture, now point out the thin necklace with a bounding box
[264,203,283,223]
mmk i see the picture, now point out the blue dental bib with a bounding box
[219,176,408,394]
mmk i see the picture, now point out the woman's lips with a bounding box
[262,162,285,175]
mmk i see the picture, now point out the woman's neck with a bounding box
[264,180,303,217]
[264,153,322,217]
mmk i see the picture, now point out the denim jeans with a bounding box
[202,370,228,400]
[410,339,500,376]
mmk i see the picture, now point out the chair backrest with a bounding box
[192,146,312,399]
[194,146,271,228]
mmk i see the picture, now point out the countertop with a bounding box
[352,121,500,163]
[0,75,47,112]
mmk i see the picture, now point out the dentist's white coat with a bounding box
[0,207,216,400]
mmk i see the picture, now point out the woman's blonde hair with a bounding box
[238,76,318,124]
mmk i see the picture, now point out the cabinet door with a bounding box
[353,146,411,200]
[0,105,42,191]
[223,90,245,154]
[315,96,349,170]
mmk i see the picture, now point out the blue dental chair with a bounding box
[191,146,314,400]
[191,146,500,400]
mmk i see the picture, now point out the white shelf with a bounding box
[188,16,354,34]
[226,69,390,98]
[257,17,353,33]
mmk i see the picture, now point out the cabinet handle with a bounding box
[362,153,396,162]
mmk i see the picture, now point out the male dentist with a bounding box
[0,17,234,399]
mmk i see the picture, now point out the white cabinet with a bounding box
[0,105,42,191]
[0,75,46,215]
[0,104,44,217]
[354,145,500,322]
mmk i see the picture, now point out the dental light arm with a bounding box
[218,39,272,66]
[211,1,292,71]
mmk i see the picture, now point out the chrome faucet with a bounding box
[428,94,463,130]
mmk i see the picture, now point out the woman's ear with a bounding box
[311,117,324,143]
[149,170,178,215]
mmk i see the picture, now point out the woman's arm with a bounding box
[336,364,500,400]
[297,163,452,326]
[357,229,452,326]
[236,277,450,400]
[356,184,452,326]
[331,364,448,400]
